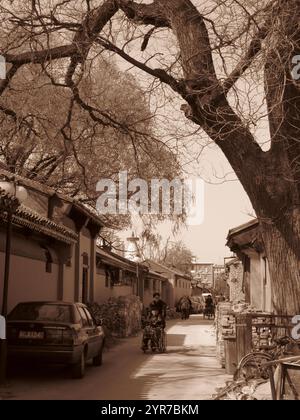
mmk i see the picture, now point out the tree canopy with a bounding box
[0,0,299,312]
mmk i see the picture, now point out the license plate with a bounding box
[19,331,44,340]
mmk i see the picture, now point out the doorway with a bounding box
[82,267,88,304]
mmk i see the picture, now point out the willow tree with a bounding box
[0,0,299,313]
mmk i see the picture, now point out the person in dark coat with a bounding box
[142,308,164,351]
[149,293,167,326]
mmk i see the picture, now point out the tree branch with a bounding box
[118,0,170,27]
[95,36,186,96]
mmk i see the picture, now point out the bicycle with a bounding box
[234,336,300,382]
[157,327,167,353]
[141,325,167,353]
[203,304,215,320]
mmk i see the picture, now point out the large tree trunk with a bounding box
[260,0,300,314]
[261,210,300,314]
[159,0,300,315]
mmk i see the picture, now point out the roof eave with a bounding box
[226,219,259,242]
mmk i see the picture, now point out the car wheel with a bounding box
[93,344,103,367]
[72,350,86,379]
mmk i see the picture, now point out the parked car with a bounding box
[7,301,105,378]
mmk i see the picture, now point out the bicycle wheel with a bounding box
[141,327,151,353]
[234,352,273,381]
[158,330,167,353]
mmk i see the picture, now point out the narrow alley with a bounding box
[4,316,230,400]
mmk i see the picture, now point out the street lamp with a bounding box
[0,178,28,384]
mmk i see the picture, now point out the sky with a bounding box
[169,143,255,264]
[153,155,253,265]
[121,145,254,265]
[121,178,254,265]
[173,177,253,264]
[112,0,264,264]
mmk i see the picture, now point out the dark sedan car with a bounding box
[7,301,105,378]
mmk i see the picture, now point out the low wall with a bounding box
[215,302,235,368]
[88,295,142,338]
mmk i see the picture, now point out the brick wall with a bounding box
[228,261,245,303]
[215,302,235,368]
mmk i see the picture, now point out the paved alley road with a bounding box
[5,315,230,400]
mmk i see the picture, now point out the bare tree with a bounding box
[161,240,193,274]
[0,59,181,192]
[0,0,299,313]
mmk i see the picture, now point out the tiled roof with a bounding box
[225,257,241,267]
[0,196,78,244]
[227,219,259,239]
[0,187,19,210]
[96,248,168,281]
[147,269,168,282]
[0,168,104,228]
[144,260,191,280]
[97,247,138,272]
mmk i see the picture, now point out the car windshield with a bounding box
[8,303,72,323]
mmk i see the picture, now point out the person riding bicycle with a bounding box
[142,308,164,351]
[205,295,214,309]
[177,296,192,319]
[204,294,215,318]
[149,292,167,328]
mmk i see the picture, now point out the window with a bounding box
[105,269,110,288]
[77,307,89,327]
[82,252,89,266]
[263,257,267,286]
[82,267,88,304]
[244,255,251,273]
[8,303,72,323]
[45,249,52,273]
[123,272,133,286]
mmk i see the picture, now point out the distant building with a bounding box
[0,169,181,312]
[143,260,192,307]
[95,247,167,306]
[191,260,214,288]
[0,168,103,312]
[213,264,229,298]
[213,264,225,278]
